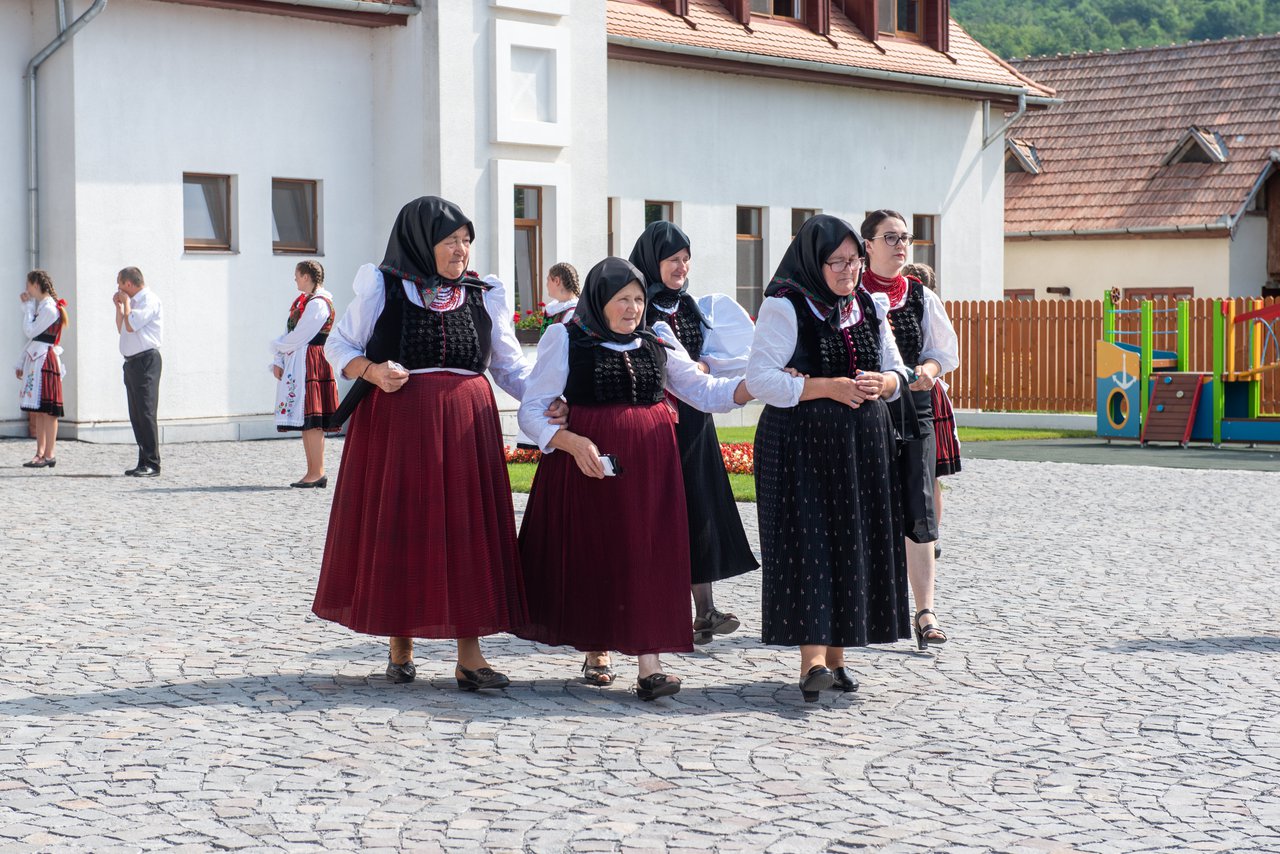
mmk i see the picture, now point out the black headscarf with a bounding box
[378,196,487,298]
[627,221,711,328]
[763,214,865,329]
[571,257,672,348]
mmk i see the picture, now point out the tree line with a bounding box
[951,0,1280,59]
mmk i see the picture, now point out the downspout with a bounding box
[26,0,109,271]
[982,92,1026,149]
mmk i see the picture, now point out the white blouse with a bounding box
[884,286,960,375]
[518,321,743,453]
[15,297,59,370]
[746,292,909,409]
[326,264,531,400]
[268,288,334,371]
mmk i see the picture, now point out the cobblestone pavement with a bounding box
[1,437,1278,853]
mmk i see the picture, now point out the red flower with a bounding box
[513,312,521,322]
[720,442,754,474]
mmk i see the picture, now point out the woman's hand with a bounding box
[910,363,937,392]
[550,430,605,479]
[19,292,29,303]
[366,360,410,394]
[272,365,284,380]
[854,371,888,400]
[695,361,710,374]
[545,398,570,426]
[14,368,22,379]
[826,376,871,408]
[732,380,754,406]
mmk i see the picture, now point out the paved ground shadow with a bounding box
[1101,635,1280,654]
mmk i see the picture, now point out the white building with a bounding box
[3,0,1051,441]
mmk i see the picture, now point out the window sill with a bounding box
[273,249,323,256]
[184,248,238,255]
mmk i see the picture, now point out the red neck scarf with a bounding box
[862,268,908,307]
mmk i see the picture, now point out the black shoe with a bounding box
[693,608,741,645]
[934,543,942,559]
[636,672,681,701]
[456,665,509,691]
[130,465,160,478]
[913,609,949,651]
[291,476,328,488]
[386,657,416,684]
[829,667,859,692]
[799,665,834,702]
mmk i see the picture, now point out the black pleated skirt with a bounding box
[754,398,910,648]
[891,388,939,543]
[673,398,759,585]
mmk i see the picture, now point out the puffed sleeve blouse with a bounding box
[517,320,743,453]
[746,292,909,409]
[325,264,531,400]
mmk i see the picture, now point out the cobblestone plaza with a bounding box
[1,438,1277,852]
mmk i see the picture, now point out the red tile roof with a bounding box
[607,0,1055,103]
[1006,35,1280,235]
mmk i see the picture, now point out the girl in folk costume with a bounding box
[513,262,579,452]
[315,196,559,691]
[746,215,912,702]
[628,222,758,651]
[902,262,962,560]
[516,257,754,700]
[270,260,339,488]
[860,211,960,651]
[16,270,68,468]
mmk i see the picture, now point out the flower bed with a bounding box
[508,443,755,475]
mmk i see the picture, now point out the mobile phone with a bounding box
[387,360,407,374]
[599,453,622,477]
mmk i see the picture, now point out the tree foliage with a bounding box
[951,0,1280,58]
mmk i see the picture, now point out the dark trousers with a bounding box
[123,349,162,468]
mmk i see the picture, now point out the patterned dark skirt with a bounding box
[279,345,339,433]
[754,398,910,648]
[517,402,693,656]
[23,349,63,417]
[312,372,527,638]
[673,399,758,585]
[932,384,962,476]
[891,389,939,544]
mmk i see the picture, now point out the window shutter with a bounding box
[838,0,877,40]
[718,0,751,25]
[805,0,830,36]
[924,0,950,52]
[661,0,690,16]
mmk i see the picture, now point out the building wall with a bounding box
[1229,214,1269,298]
[606,60,1006,302]
[1004,236,1233,300]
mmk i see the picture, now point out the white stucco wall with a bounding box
[1004,236,1233,300]
[606,60,1006,303]
[1229,214,1269,298]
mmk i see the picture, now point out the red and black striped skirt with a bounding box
[932,384,962,476]
[25,350,64,417]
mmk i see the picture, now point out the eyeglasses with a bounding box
[867,233,914,247]
[824,257,864,273]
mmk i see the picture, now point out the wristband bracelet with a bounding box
[360,361,372,380]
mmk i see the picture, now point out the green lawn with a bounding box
[509,425,1093,502]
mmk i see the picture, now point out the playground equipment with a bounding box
[1096,293,1280,446]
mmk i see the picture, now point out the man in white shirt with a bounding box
[113,266,163,477]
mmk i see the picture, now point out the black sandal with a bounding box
[636,672,681,701]
[581,655,615,687]
[914,608,949,651]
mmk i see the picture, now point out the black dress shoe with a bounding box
[799,665,834,702]
[291,475,328,488]
[636,672,681,701]
[131,466,160,478]
[455,665,509,691]
[830,667,859,692]
[386,657,416,684]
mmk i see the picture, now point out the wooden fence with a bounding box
[943,296,1280,414]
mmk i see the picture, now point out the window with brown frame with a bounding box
[644,200,674,226]
[514,186,543,313]
[272,179,318,254]
[183,173,232,251]
[736,206,765,316]
[912,214,937,275]
[791,208,819,237]
[750,0,802,20]
[1122,286,1194,302]
[878,0,923,38]
[1004,289,1035,301]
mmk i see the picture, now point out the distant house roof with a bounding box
[1005,35,1280,237]
[607,0,1055,108]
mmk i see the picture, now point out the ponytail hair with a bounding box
[27,269,69,329]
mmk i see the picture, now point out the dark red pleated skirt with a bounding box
[312,372,527,638]
[517,402,693,656]
[279,345,339,433]
[932,384,962,476]
[27,350,63,417]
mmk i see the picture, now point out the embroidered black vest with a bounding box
[562,325,668,406]
[647,294,704,361]
[294,294,335,347]
[886,280,926,368]
[782,288,882,379]
[33,317,62,345]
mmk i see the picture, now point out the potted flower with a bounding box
[513,303,548,345]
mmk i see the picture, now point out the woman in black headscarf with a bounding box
[628,222,758,647]
[745,215,912,702]
[517,257,754,701]
[314,196,558,691]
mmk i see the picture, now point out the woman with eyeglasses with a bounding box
[747,215,912,702]
[860,210,960,652]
